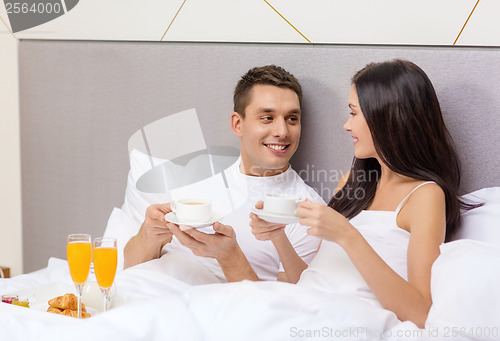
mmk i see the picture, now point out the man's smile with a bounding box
[264,143,289,152]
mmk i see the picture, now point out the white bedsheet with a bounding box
[1,239,500,341]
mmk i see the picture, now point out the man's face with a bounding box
[231,84,301,176]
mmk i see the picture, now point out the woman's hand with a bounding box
[296,199,354,244]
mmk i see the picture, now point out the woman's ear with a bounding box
[231,111,243,138]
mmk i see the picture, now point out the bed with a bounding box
[3,41,500,340]
[2,184,500,340]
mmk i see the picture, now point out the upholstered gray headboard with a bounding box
[19,41,500,272]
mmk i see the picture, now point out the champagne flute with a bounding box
[67,234,92,319]
[93,237,117,312]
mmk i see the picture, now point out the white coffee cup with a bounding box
[171,198,212,223]
[263,194,301,216]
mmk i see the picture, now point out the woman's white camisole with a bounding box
[298,181,436,306]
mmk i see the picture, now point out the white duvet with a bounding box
[1,238,499,341]
[2,187,500,340]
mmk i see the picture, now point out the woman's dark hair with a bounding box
[329,59,479,241]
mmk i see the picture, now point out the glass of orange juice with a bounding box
[67,234,92,318]
[93,237,117,312]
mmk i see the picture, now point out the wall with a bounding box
[8,0,500,46]
[19,41,500,272]
[1,0,500,274]
[0,19,22,276]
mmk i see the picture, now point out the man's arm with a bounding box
[271,232,308,283]
[250,216,308,283]
[217,242,260,282]
[123,203,173,269]
[249,202,310,283]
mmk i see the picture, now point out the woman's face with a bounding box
[344,85,377,159]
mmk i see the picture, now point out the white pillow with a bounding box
[426,239,500,336]
[453,187,500,244]
[103,207,143,271]
[121,149,172,225]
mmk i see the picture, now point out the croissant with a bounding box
[47,293,79,310]
[47,306,91,318]
[47,306,64,314]
[47,305,91,318]
[62,309,91,318]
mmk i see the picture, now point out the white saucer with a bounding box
[251,208,299,225]
[165,212,223,229]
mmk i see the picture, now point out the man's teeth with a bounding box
[267,144,286,150]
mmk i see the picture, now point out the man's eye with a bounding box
[262,116,273,121]
[350,112,355,116]
[287,116,299,122]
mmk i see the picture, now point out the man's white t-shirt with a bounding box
[162,158,324,281]
[105,155,324,283]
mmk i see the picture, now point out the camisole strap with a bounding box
[395,181,437,215]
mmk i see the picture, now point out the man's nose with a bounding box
[273,118,288,137]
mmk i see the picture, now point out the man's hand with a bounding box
[138,203,173,245]
[250,200,308,284]
[123,203,173,269]
[167,222,260,282]
[167,222,237,261]
[249,201,286,241]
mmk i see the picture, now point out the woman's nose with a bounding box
[343,117,352,132]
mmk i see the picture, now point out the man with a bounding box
[123,65,324,283]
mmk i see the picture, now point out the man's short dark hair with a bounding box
[233,65,302,117]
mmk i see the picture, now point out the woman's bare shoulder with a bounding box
[335,172,351,193]
[400,181,446,231]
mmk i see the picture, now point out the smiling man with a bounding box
[235,82,301,177]
[123,65,324,283]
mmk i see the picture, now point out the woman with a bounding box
[250,59,476,328]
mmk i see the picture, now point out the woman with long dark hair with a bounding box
[251,59,476,328]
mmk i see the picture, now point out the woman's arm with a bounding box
[298,183,445,328]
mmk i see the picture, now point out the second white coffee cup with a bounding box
[263,194,301,216]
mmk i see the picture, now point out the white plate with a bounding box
[6,282,141,317]
[251,208,299,225]
[165,212,224,229]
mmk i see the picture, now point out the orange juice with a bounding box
[67,241,92,284]
[93,247,117,289]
